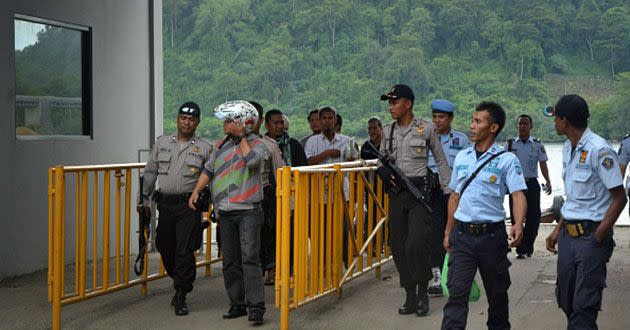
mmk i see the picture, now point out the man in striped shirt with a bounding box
[189,101,270,325]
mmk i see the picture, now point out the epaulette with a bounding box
[533,137,541,143]
[623,133,630,140]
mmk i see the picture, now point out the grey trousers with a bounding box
[219,208,266,310]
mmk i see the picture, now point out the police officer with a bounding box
[618,133,630,216]
[427,99,469,295]
[506,114,552,259]
[379,84,451,317]
[139,101,212,316]
[189,101,269,325]
[545,94,627,329]
[442,101,527,329]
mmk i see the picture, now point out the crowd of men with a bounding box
[139,85,629,328]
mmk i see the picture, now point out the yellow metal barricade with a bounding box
[276,160,391,329]
[48,164,222,330]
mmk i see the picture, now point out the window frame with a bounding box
[14,14,93,140]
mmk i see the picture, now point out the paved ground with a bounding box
[1,224,630,329]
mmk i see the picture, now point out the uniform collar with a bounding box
[466,142,502,156]
[320,132,340,142]
[576,128,593,151]
[513,136,533,143]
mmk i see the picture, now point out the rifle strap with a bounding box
[459,150,507,197]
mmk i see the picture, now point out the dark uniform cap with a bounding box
[381,84,415,102]
[179,101,201,119]
[547,94,590,121]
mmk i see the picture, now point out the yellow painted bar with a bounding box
[123,169,132,284]
[75,174,80,295]
[301,173,309,300]
[318,173,325,293]
[48,168,54,302]
[60,172,66,296]
[204,211,212,277]
[93,172,98,290]
[375,177,383,279]
[309,173,318,297]
[102,171,111,289]
[348,171,355,275]
[52,166,64,330]
[384,185,390,258]
[325,173,332,289]
[115,170,122,284]
[366,177,374,266]
[280,166,291,330]
[332,165,342,292]
[79,171,88,297]
[293,170,302,304]
[356,172,365,272]
[275,168,282,307]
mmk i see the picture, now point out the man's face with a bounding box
[177,114,199,136]
[388,98,411,120]
[265,114,285,138]
[367,122,382,141]
[319,111,336,133]
[308,113,321,133]
[469,110,496,143]
[517,116,532,137]
[432,112,453,134]
[554,116,567,135]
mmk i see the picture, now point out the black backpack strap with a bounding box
[388,122,396,154]
[459,150,507,197]
[507,139,513,152]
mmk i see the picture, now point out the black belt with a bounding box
[564,220,599,238]
[152,191,191,205]
[408,176,431,187]
[525,178,538,183]
[456,220,505,236]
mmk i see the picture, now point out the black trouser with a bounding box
[509,178,541,255]
[442,222,511,330]
[260,185,276,272]
[156,202,202,293]
[388,189,432,289]
[430,188,449,269]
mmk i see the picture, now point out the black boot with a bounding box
[416,283,429,317]
[173,289,189,316]
[398,288,417,315]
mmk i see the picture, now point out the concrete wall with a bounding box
[0,0,162,278]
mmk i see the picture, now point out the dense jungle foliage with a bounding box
[159,0,630,142]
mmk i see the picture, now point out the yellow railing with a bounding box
[48,164,221,330]
[276,160,391,329]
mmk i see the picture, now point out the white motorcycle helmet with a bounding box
[213,100,260,134]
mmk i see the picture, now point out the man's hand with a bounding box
[508,222,523,248]
[327,149,341,158]
[546,228,560,254]
[544,181,552,195]
[443,232,451,253]
[224,120,245,137]
[188,191,199,210]
[593,226,608,245]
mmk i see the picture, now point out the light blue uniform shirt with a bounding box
[428,130,469,171]
[449,143,527,223]
[505,137,548,178]
[618,134,630,189]
[561,128,623,222]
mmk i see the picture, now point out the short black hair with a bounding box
[319,106,336,117]
[336,114,343,129]
[307,109,319,121]
[517,114,533,126]
[555,94,589,129]
[368,116,382,127]
[248,101,263,117]
[475,101,506,136]
[265,109,283,123]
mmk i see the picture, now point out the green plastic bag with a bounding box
[441,253,481,302]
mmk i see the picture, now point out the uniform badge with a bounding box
[193,146,201,153]
[515,165,522,175]
[489,175,497,183]
[601,157,614,170]
[416,122,425,136]
[579,150,588,164]
[190,167,197,173]
[453,137,459,145]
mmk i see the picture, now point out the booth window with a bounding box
[14,15,92,138]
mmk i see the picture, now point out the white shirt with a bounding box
[304,132,352,164]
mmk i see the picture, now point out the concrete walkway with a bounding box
[1,224,629,329]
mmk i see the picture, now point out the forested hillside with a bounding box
[162,0,630,142]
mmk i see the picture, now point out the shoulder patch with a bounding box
[598,148,615,159]
[533,138,541,142]
[623,133,630,140]
[601,157,615,170]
